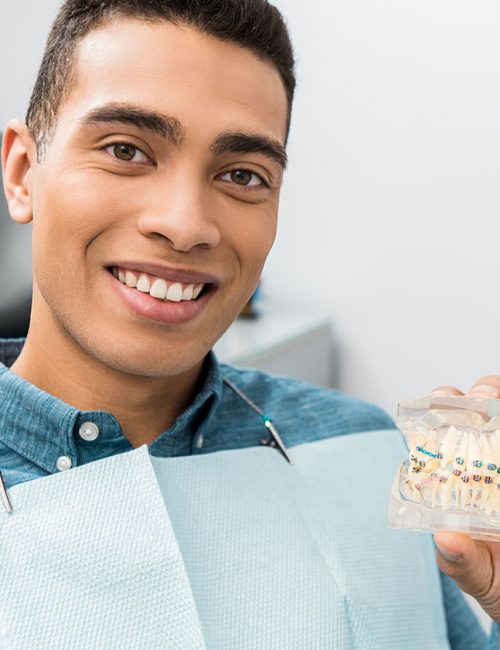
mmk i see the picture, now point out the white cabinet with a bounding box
[214,300,338,389]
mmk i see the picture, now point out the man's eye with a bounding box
[105,143,149,163]
[219,169,267,188]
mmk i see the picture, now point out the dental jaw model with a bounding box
[388,395,500,540]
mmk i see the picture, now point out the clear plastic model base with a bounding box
[387,394,500,540]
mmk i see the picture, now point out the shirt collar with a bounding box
[0,338,223,473]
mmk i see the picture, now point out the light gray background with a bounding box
[1,1,499,415]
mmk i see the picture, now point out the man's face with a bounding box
[28,19,288,377]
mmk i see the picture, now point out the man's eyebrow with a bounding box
[78,107,287,168]
[212,132,287,170]
[79,103,185,144]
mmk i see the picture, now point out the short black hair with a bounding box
[26,0,296,158]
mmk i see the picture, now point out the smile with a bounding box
[111,267,206,303]
[107,265,217,325]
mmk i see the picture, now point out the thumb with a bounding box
[434,531,499,622]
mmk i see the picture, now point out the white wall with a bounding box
[0,2,61,313]
[267,0,500,416]
[1,1,500,416]
[0,2,61,127]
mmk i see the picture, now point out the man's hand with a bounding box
[431,376,500,623]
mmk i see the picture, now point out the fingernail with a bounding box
[431,389,452,397]
[436,544,462,562]
[469,384,499,397]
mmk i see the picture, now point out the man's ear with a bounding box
[2,120,36,225]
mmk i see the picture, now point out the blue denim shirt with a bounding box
[0,338,497,649]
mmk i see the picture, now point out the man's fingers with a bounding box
[468,375,500,398]
[434,531,500,622]
[430,376,500,399]
[430,386,464,397]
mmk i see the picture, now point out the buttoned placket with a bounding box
[54,421,101,472]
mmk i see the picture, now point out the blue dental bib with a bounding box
[0,429,449,649]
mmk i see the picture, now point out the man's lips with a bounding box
[105,261,219,286]
[106,265,217,325]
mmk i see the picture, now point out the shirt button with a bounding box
[79,421,100,442]
[56,456,73,472]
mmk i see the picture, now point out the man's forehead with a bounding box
[65,17,288,142]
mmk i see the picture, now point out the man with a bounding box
[1,0,499,647]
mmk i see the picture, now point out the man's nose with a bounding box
[136,176,221,252]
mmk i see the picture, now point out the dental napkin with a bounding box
[0,430,450,649]
[0,446,206,650]
[151,429,449,650]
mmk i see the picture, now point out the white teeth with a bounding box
[125,271,138,288]
[182,284,194,301]
[166,282,183,302]
[136,274,151,293]
[150,278,168,299]
[192,283,204,299]
[116,267,206,301]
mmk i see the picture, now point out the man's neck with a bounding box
[10,326,204,448]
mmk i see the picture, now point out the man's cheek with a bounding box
[34,192,113,253]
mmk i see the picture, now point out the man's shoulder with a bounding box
[219,363,395,447]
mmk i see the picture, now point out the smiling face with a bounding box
[22,18,288,378]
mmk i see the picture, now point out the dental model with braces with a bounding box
[402,416,500,515]
[388,395,500,539]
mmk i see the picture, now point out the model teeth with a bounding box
[112,267,205,302]
[405,427,500,513]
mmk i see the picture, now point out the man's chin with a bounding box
[93,346,209,379]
